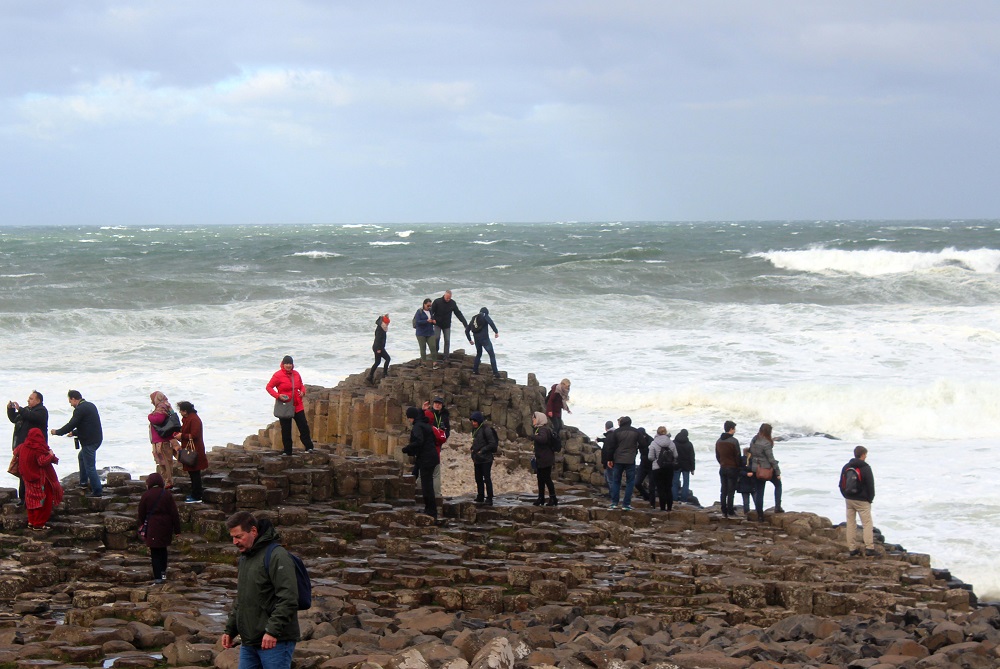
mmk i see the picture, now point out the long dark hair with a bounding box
[756,423,773,445]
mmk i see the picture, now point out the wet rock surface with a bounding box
[0,355,996,668]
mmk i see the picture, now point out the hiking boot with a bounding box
[474,497,485,505]
[532,498,544,506]
[546,497,558,507]
[484,498,493,506]
[865,548,877,557]
[849,549,861,557]
[774,506,785,513]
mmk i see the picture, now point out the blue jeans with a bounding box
[239,641,295,669]
[472,335,498,375]
[604,466,614,499]
[610,463,636,507]
[672,470,690,502]
[78,442,102,495]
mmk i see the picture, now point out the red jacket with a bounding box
[267,368,306,413]
[178,412,208,472]
[17,428,63,511]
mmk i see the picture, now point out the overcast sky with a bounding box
[1,1,998,225]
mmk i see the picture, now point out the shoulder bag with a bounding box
[177,439,199,467]
[273,372,296,419]
[755,465,774,480]
[7,445,21,478]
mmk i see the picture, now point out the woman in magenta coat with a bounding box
[148,391,176,488]
[266,355,314,455]
[137,472,181,583]
[18,427,63,530]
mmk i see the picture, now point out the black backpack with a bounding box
[549,426,562,452]
[656,441,675,469]
[264,542,312,610]
[841,466,862,497]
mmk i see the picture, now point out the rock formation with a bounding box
[0,354,996,669]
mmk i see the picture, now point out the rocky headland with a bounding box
[0,352,997,669]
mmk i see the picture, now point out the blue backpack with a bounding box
[264,542,312,610]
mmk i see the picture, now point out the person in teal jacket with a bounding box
[222,512,300,669]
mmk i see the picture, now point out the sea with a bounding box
[1,220,998,597]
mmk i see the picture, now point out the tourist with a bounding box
[266,356,314,455]
[17,427,63,530]
[634,426,653,502]
[137,472,180,583]
[648,426,677,511]
[531,412,557,506]
[367,314,391,384]
[148,391,177,489]
[174,401,207,503]
[430,290,469,363]
[464,307,501,377]
[749,422,782,521]
[545,378,571,433]
[417,397,449,505]
[736,447,756,516]
[597,420,615,499]
[469,411,498,506]
[605,415,641,510]
[403,406,439,519]
[7,390,48,504]
[51,390,103,497]
[222,512,300,667]
[672,428,696,504]
[413,298,438,368]
[840,445,876,557]
[714,420,740,518]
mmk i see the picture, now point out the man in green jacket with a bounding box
[221,512,300,669]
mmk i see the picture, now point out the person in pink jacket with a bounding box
[148,391,177,488]
[266,355,314,455]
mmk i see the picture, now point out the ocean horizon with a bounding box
[1,219,998,597]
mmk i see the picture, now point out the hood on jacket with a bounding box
[479,307,489,315]
[675,429,690,443]
[146,472,165,489]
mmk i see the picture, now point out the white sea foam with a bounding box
[396,230,414,238]
[472,240,500,245]
[291,251,342,259]
[369,241,410,246]
[755,247,1000,276]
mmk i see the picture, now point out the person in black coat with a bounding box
[7,390,48,504]
[430,290,469,362]
[367,314,391,383]
[840,445,876,556]
[735,447,756,516]
[137,472,181,583]
[403,407,439,519]
[531,412,557,507]
[470,411,498,506]
[672,429,696,504]
[51,390,104,497]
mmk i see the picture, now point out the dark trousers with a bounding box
[536,466,555,501]
[150,547,168,580]
[472,335,498,375]
[189,469,203,500]
[635,462,652,500]
[719,467,739,515]
[369,350,390,379]
[753,477,782,515]
[474,461,494,501]
[279,410,314,454]
[418,463,437,518]
[652,466,673,510]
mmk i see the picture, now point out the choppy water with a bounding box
[1,220,998,596]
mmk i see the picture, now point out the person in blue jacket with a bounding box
[413,298,439,369]
[465,307,500,378]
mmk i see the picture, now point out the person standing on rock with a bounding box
[430,290,469,363]
[51,390,103,497]
[266,356,314,456]
[531,412,558,506]
[17,427,63,530]
[413,298,439,369]
[137,472,181,583]
[597,420,615,499]
[403,407,440,519]
[633,426,653,502]
[648,426,677,511]
[222,512,300,667]
[147,391,177,489]
[173,401,208,503]
[749,422,782,521]
[715,420,740,518]
[470,411,498,506]
[545,378,571,433]
[465,307,500,378]
[605,416,641,510]
[840,445,876,557]
[7,390,48,504]
[367,314,391,384]
[672,429,696,504]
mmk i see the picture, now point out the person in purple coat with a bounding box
[137,472,181,583]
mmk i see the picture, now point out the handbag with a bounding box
[177,441,198,468]
[756,466,774,481]
[7,446,20,477]
[153,411,181,438]
[273,371,296,418]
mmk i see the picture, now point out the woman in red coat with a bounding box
[266,355,314,455]
[173,401,208,503]
[137,472,181,583]
[18,427,64,530]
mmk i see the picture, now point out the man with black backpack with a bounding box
[839,445,876,557]
[465,307,501,378]
[470,411,499,506]
[222,512,300,668]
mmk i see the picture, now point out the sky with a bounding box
[1,1,998,225]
